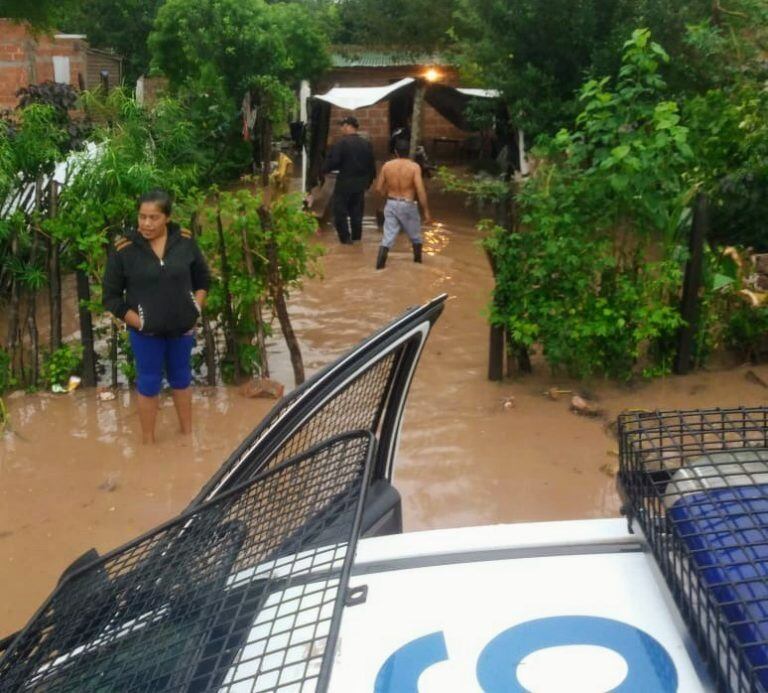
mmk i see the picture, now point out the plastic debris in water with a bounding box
[67,376,81,392]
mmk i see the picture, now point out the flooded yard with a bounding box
[2,186,768,636]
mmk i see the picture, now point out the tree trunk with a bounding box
[202,317,217,386]
[25,293,39,388]
[216,204,240,382]
[6,232,21,381]
[259,206,304,386]
[76,266,97,387]
[6,283,21,381]
[241,223,269,378]
[254,298,269,379]
[26,214,41,388]
[255,93,303,383]
[110,322,118,388]
[189,211,217,386]
[48,181,62,351]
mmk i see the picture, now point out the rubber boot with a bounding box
[376,246,389,270]
[412,242,423,263]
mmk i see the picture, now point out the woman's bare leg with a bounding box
[171,387,192,434]
[136,393,159,444]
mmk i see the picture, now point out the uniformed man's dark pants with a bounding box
[333,190,365,243]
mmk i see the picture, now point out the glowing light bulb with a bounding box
[424,68,441,82]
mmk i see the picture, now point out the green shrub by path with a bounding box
[484,30,691,380]
[0,349,18,395]
[686,83,768,252]
[196,186,323,383]
[41,344,84,389]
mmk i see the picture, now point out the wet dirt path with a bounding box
[2,185,768,635]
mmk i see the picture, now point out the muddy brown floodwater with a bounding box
[2,183,768,636]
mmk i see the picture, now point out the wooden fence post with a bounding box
[674,194,709,375]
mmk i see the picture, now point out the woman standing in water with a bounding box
[103,189,210,444]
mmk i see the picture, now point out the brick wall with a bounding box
[319,65,471,159]
[0,19,88,110]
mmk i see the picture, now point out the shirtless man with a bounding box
[374,138,432,269]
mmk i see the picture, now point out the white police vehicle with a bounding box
[1,295,765,691]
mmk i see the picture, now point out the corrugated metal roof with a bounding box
[330,47,450,68]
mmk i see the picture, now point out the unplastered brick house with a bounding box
[317,47,474,159]
[0,19,122,111]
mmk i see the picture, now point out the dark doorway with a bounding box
[389,88,413,138]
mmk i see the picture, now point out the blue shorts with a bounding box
[128,329,195,397]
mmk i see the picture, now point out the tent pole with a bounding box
[299,80,311,193]
[409,79,426,159]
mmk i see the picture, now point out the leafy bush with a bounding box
[197,186,322,382]
[0,348,17,394]
[484,30,692,380]
[725,305,768,362]
[686,83,768,251]
[117,329,136,384]
[41,344,84,388]
[15,81,90,150]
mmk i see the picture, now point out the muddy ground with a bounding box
[2,186,767,635]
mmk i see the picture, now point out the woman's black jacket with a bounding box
[102,223,211,337]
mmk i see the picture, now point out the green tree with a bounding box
[54,0,165,84]
[453,0,716,135]
[150,0,329,183]
[332,0,458,49]
[197,187,321,383]
[1,1,79,28]
[0,104,67,386]
[150,0,329,97]
[681,1,768,250]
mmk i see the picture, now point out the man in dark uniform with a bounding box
[322,116,376,244]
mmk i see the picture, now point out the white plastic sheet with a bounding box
[313,78,415,111]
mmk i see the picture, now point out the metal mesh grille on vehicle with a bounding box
[0,431,374,693]
[261,353,397,472]
[619,407,768,693]
[192,296,447,506]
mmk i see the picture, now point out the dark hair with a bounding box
[138,189,172,216]
[394,138,410,157]
[339,115,359,129]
